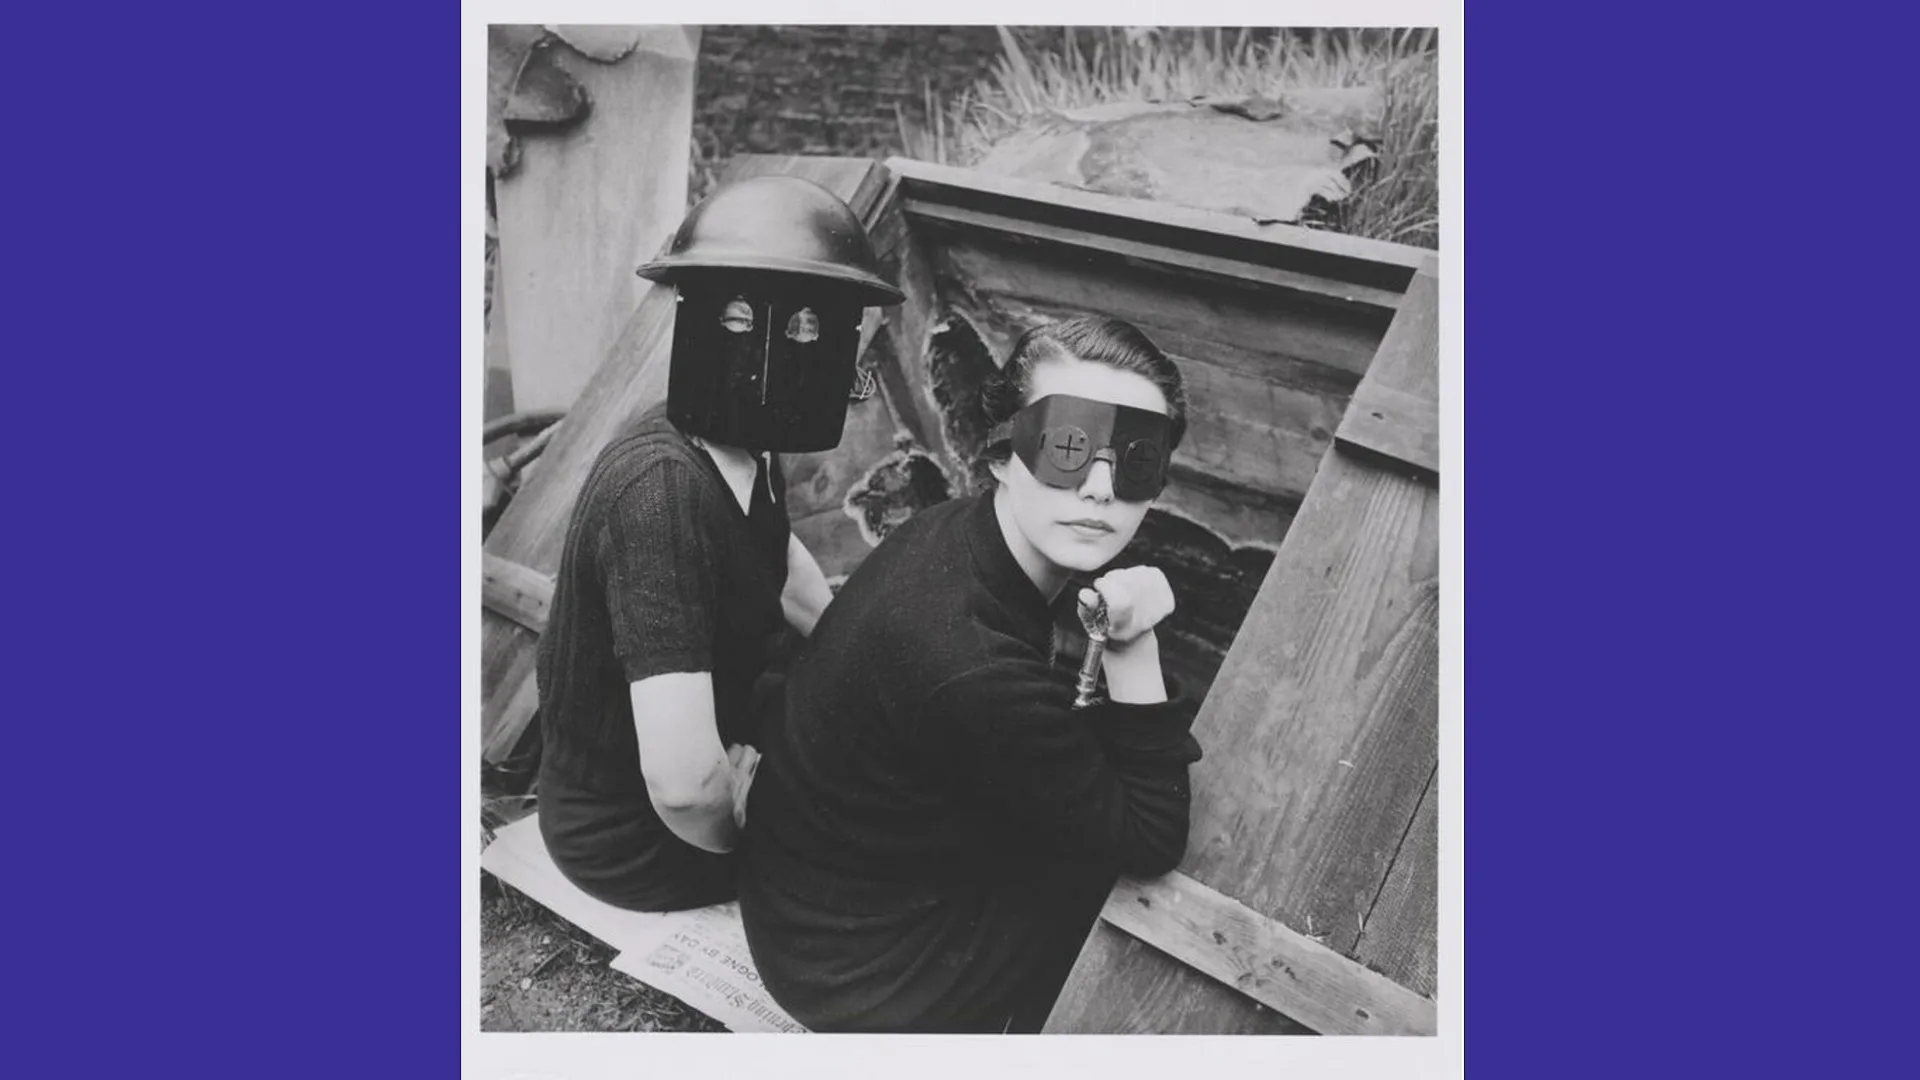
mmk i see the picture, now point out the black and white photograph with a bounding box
[469,6,1453,1056]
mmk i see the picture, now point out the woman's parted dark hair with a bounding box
[972,315,1188,490]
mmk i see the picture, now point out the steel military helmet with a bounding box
[635,176,904,306]
[645,176,901,452]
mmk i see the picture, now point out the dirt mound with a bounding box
[974,88,1384,225]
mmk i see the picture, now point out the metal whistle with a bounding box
[1073,590,1110,709]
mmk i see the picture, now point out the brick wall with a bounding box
[691,25,1017,197]
[687,26,1301,202]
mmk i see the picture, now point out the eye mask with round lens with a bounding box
[989,394,1173,501]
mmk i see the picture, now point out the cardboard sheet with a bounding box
[481,814,807,1033]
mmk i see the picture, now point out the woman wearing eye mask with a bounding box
[737,315,1203,1032]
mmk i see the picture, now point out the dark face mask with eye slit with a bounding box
[989,394,1174,502]
[665,273,864,452]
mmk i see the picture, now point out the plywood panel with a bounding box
[495,29,700,413]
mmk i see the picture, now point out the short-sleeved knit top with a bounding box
[535,405,790,911]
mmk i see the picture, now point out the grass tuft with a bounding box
[902,27,1439,249]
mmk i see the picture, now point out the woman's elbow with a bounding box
[650,788,725,816]
[644,768,729,815]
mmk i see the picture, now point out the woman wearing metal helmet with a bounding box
[738,316,1204,1031]
[533,177,905,912]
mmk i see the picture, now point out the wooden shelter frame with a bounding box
[481,154,1440,1035]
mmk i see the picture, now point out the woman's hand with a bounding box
[1081,567,1174,705]
[727,743,762,829]
[1079,566,1175,648]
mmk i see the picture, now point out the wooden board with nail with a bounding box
[1043,255,1440,1035]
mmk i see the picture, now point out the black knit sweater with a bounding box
[738,493,1203,1032]
[535,406,790,912]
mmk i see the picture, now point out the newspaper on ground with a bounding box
[610,906,808,1033]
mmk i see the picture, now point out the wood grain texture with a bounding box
[480,155,889,764]
[1053,924,1313,1034]
[495,34,698,412]
[481,630,542,763]
[482,553,556,634]
[1354,766,1437,999]
[904,199,1406,312]
[931,225,1389,378]
[1047,312,1439,1030]
[1362,265,1438,405]
[1100,872,1436,1035]
[1336,381,1437,479]
[1153,472,1298,553]
[1185,454,1438,962]
[884,156,1431,286]
[1335,270,1439,478]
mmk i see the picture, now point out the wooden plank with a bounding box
[861,174,958,482]
[480,155,889,764]
[484,232,516,422]
[1336,382,1437,479]
[904,199,1406,312]
[975,290,1361,402]
[481,631,542,764]
[884,156,1431,286]
[1047,281,1440,1030]
[1355,264,1438,406]
[482,282,676,578]
[1182,454,1439,956]
[483,553,555,634]
[1100,872,1436,1035]
[1153,472,1298,554]
[1054,922,1313,1033]
[494,30,699,413]
[931,225,1389,379]
[1047,447,1439,1032]
[1335,271,1439,477]
[1354,766,1438,999]
[1174,359,1344,502]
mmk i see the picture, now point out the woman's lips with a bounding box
[1060,518,1116,537]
